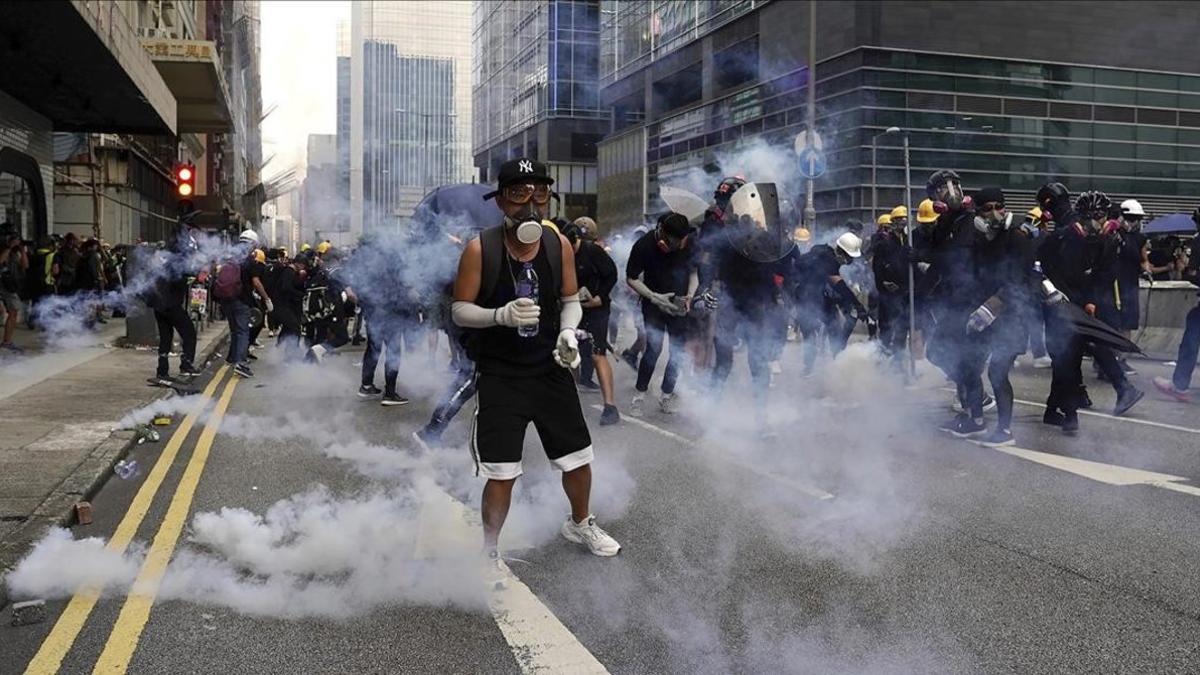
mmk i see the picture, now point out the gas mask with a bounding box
[504,204,543,245]
[973,211,1012,242]
[932,180,965,213]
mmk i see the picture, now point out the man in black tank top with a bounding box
[451,158,621,575]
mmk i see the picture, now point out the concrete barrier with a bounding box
[1136,281,1198,360]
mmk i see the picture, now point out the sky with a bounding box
[259,1,349,182]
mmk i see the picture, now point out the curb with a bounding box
[0,327,229,611]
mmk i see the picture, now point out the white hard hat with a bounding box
[1119,199,1146,217]
[239,229,260,244]
[835,232,863,258]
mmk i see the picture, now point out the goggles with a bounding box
[979,202,1006,213]
[503,183,552,205]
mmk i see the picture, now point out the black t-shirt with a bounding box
[712,236,785,316]
[626,230,696,296]
[575,241,617,309]
[241,258,265,305]
[793,245,841,293]
[1116,230,1146,286]
[473,246,559,377]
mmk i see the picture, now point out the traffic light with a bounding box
[175,162,196,198]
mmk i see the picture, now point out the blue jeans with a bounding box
[222,298,251,365]
[1173,304,1200,391]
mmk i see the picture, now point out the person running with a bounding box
[450,157,620,569]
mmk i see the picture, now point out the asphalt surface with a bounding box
[2,335,1200,674]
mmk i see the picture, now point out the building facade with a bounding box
[597,0,1200,231]
[301,133,339,244]
[340,0,474,237]
[472,0,605,221]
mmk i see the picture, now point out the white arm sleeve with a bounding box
[559,293,582,331]
[451,300,498,329]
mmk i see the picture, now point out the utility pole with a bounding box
[803,0,817,229]
[88,134,102,240]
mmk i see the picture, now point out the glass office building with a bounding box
[472,0,606,220]
[597,1,1200,230]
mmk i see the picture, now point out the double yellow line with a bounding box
[25,366,240,675]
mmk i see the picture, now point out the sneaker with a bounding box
[631,393,645,416]
[659,392,679,414]
[1153,376,1192,402]
[1119,359,1137,376]
[577,379,601,393]
[151,375,177,387]
[939,413,969,432]
[560,514,621,557]
[233,363,254,378]
[951,416,988,438]
[1032,355,1052,369]
[482,549,511,591]
[1079,390,1094,409]
[1113,387,1144,417]
[305,345,326,364]
[178,363,201,377]
[0,342,24,354]
[246,352,258,361]
[1043,408,1065,427]
[252,340,264,348]
[381,392,410,406]
[769,361,783,375]
[952,395,995,414]
[358,384,382,398]
[412,427,441,452]
[620,350,639,371]
[599,404,620,426]
[1062,411,1079,436]
[979,428,1015,447]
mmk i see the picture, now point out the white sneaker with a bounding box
[1032,356,1052,369]
[769,360,783,375]
[659,392,678,414]
[481,549,511,591]
[560,515,621,557]
[631,393,645,416]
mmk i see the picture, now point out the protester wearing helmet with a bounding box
[304,246,356,364]
[213,230,272,378]
[789,231,866,376]
[872,207,913,372]
[1108,199,1151,374]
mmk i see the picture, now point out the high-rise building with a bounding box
[597,0,1200,231]
[339,0,473,236]
[301,133,338,244]
[472,0,605,221]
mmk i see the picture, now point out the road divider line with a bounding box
[1007,392,1200,435]
[591,405,835,501]
[92,374,239,674]
[23,366,229,675]
[427,487,610,674]
[964,437,1200,498]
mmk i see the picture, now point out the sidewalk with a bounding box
[0,319,228,608]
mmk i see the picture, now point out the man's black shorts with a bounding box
[581,308,611,355]
[471,367,593,480]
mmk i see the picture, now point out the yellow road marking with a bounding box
[92,374,239,673]
[23,366,228,675]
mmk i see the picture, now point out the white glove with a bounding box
[553,329,581,369]
[264,298,274,313]
[966,304,997,332]
[495,297,541,328]
[881,281,900,293]
[916,262,931,274]
[578,286,593,303]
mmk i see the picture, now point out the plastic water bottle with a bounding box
[515,262,539,338]
[114,459,140,480]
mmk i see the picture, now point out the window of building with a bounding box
[1180,112,1200,129]
[1093,141,1136,159]
[714,36,759,91]
[1050,102,1091,120]
[957,95,1003,114]
[1137,108,1177,126]
[651,62,703,115]
[908,92,954,111]
[1093,87,1137,106]
[1094,123,1136,141]
[1004,99,1047,117]
[1094,105,1135,123]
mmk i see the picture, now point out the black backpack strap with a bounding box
[478,225,504,303]
[542,226,562,298]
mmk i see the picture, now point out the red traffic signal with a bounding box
[175,162,196,197]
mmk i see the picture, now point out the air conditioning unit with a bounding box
[139,27,160,38]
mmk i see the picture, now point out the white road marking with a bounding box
[592,405,836,501]
[412,483,610,674]
[965,438,1200,497]
[1010,396,1200,436]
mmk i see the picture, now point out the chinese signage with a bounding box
[141,39,215,61]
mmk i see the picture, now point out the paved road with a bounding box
[3,338,1200,674]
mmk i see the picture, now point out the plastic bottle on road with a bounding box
[114,459,140,480]
[515,262,539,338]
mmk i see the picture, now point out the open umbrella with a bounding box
[1143,213,1196,235]
[412,183,503,238]
[1052,301,1142,353]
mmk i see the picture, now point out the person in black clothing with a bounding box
[871,213,911,371]
[1036,185,1144,435]
[790,232,866,376]
[273,251,308,359]
[921,169,990,437]
[564,221,621,425]
[626,212,698,415]
[305,248,354,363]
[141,222,201,383]
[352,234,416,406]
[1106,199,1150,375]
[1153,208,1200,401]
[965,187,1037,446]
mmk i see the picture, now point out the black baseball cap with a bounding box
[483,157,554,200]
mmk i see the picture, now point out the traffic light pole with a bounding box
[88,135,102,241]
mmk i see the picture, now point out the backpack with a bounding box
[212,259,243,300]
[302,268,336,322]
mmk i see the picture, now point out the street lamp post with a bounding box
[902,130,917,377]
[871,126,901,223]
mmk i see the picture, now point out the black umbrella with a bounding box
[412,183,503,238]
[1052,302,1142,354]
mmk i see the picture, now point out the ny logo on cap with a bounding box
[518,159,534,173]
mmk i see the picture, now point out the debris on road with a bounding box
[10,600,47,626]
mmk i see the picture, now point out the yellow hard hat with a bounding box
[890,205,908,219]
[792,226,812,242]
[1027,205,1043,220]
[541,219,560,234]
[300,243,312,252]
[876,214,892,226]
[316,241,332,255]
[253,249,266,264]
[916,199,939,224]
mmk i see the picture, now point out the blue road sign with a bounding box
[798,146,826,179]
